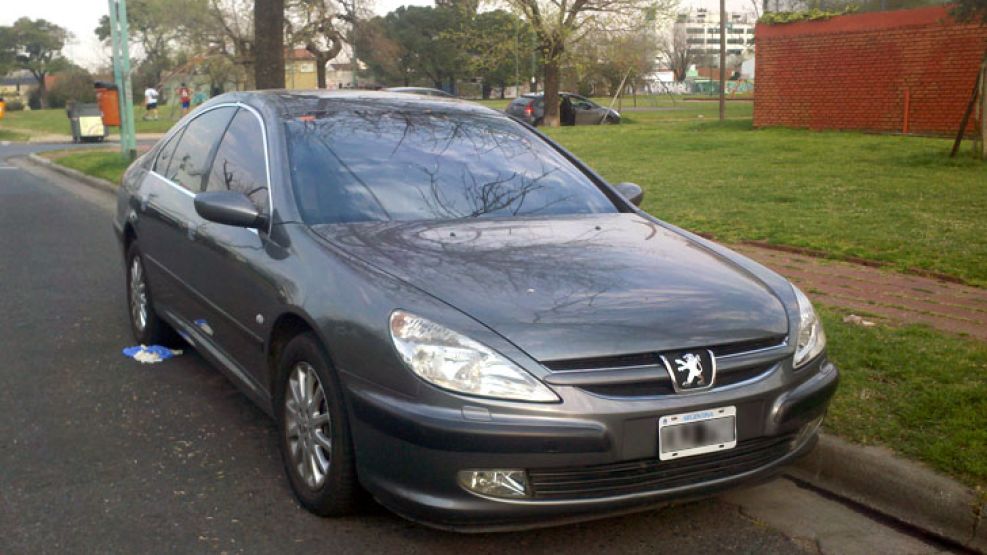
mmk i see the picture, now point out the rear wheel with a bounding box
[276,332,359,516]
[125,243,177,345]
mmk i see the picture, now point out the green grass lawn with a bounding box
[540,116,986,287]
[0,106,177,137]
[821,307,987,490]
[45,149,130,184]
[0,128,30,141]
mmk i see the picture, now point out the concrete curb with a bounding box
[785,433,984,552]
[25,153,118,194]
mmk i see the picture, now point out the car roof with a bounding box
[205,89,499,120]
[384,87,449,94]
[520,92,581,98]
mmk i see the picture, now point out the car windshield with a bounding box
[284,107,618,224]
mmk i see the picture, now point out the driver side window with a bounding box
[205,108,270,214]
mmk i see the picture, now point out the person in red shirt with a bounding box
[177,83,192,115]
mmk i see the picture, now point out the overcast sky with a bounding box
[2,0,753,70]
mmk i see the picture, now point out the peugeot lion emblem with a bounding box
[660,349,717,393]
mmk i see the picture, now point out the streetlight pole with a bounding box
[719,0,726,121]
[108,0,137,160]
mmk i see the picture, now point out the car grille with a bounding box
[527,434,795,500]
[542,336,787,372]
[540,335,787,398]
[577,363,774,397]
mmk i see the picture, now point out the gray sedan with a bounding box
[114,90,837,530]
[506,92,621,126]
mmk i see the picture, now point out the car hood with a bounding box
[312,214,788,362]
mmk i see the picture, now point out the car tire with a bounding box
[275,332,360,517]
[125,243,177,345]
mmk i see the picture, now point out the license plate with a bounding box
[658,406,737,461]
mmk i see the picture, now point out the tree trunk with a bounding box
[316,55,328,89]
[254,0,285,89]
[35,73,48,109]
[543,60,561,127]
[482,82,492,99]
[499,85,505,99]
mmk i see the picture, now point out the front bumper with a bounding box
[342,357,839,531]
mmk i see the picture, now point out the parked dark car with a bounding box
[384,86,455,98]
[114,90,837,531]
[507,92,620,126]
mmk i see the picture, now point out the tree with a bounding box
[0,18,70,108]
[596,29,656,96]
[504,0,675,127]
[96,0,203,87]
[952,0,987,23]
[191,0,256,88]
[46,65,97,108]
[660,25,694,83]
[255,0,285,88]
[287,0,349,88]
[353,17,413,85]
[462,10,530,98]
[355,6,466,90]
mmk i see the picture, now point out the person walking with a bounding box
[143,86,160,120]
[176,83,192,116]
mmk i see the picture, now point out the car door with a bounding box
[571,95,604,125]
[185,107,284,389]
[138,106,237,326]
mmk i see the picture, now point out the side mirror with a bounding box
[614,182,644,207]
[194,191,267,229]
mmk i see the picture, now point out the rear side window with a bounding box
[153,129,184,175]
[165,106,236,191]
[205,109,269,213]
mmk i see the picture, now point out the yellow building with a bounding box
[285,49,319,90]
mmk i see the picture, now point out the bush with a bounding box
[4,99,25,111]
[47,69,97,108]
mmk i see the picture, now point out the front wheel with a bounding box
[276,332,360,516]
[125,243,177,345]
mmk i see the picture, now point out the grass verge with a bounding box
[0,128,30,141]
[821,307,987,491]
[45,149,129,184]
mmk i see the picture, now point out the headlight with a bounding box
[389,310,559,402]
[793,285,826,368]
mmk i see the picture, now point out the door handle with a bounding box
[138,192,157,212]
[184,221,197,241]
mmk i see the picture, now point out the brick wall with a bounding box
[754,6,987,135]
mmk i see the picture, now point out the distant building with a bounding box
[0,70,42,106]
[285,48,319,90]
[674,8,755,58]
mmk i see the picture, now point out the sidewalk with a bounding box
[732,243,987,342]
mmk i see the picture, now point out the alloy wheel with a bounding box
[284,361,333,490]
[129,256,148,332]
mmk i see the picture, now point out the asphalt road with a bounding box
[0,143,939,554]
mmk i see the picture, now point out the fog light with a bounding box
[458,469,530,498]
[793,415,825,448]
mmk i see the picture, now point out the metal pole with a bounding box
[350,0,358,88]
[514,20,520,97]
[108,0,137,160]
[719,0,726,121]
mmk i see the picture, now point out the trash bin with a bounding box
[94,81,120,127]
[0,97,6,121]
[67,102,107,143]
